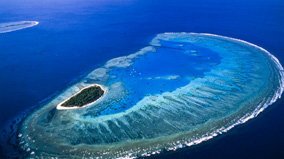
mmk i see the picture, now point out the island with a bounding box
[57,84,106,110]
[0,21,39,33]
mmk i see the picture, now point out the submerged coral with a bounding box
[19,33,284,158]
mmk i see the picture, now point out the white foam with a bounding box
[147,32,284,156]
[112,32,284,158]
[99,33,283,158]
[20,32,284,158]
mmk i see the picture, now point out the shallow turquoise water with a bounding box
[93,39,221,116]
[18,33,284,158]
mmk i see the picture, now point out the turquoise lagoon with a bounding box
[19,33,284,158]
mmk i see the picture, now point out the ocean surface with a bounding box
[0,0,284,158]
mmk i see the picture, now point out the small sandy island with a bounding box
[0,21,39,33]
[57,84,107,110]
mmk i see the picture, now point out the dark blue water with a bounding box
[0,0,283,158]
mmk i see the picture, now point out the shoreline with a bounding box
[56,84,107,110]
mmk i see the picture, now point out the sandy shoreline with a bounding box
[0,21,39,34]
[56,84,107,110]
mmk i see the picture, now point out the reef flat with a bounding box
[19,33,284,158]
[0,21,38,33]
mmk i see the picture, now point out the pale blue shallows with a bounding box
[1,0,284,158]
[18,33,284,158]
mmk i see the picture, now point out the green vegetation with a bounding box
[62,86,104,107]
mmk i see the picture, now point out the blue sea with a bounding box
[0,0,284,158]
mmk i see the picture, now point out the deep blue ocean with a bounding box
[0,0,284,158]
